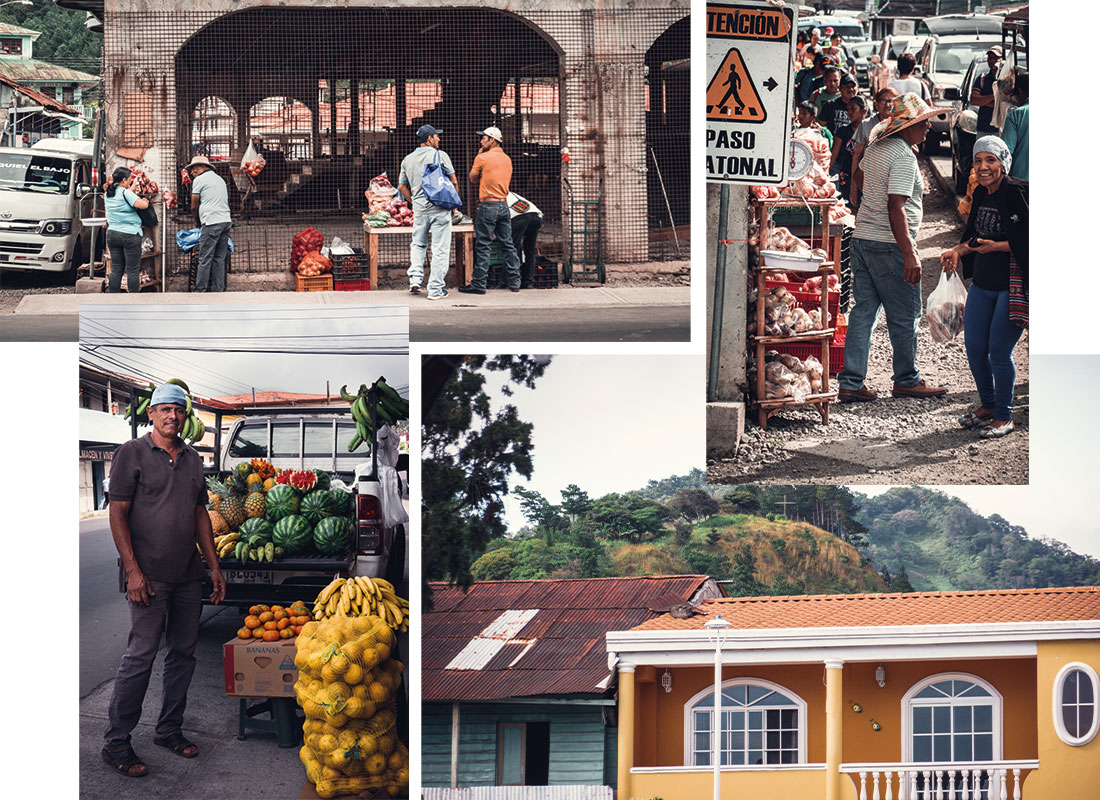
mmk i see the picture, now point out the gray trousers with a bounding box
[104,578,202,748]
[193,221,231,292]
[107,230,142,294]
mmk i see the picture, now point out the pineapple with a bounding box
[205,476,228,511]
[244,487,266,519]
[220,494,246,529]
[227,470,250,497]
[208,508,230,537]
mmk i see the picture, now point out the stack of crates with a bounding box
[187,249,231,292]
[331,250,371,291]
[532,258,558,289]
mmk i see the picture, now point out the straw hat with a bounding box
[866,93,949,148]
[185,155,213,171]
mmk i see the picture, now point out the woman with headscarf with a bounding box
[103,166,151,293]
[939,136,1028,438]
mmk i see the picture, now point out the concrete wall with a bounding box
[103,0,687,267]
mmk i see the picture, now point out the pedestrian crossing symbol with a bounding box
[706,47,767,123]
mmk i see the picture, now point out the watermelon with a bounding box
[265,484,299,521]
[312,470,332,492]
[239,517,273,542]
[313,516,352,555]
[273,514,312,556]
[329,487,354,517]
[300,489,334,525]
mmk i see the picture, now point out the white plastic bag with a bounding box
[241,140,266,177]
[374,424,409,529]
[926,271,968,343]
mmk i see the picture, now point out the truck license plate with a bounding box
[223,569,273,584]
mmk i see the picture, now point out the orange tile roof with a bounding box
[632,587,1100,632]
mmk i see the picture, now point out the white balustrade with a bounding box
[840,761,1038,800]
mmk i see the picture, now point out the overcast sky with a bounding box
[78,304,409,399]
[486,355,705,532]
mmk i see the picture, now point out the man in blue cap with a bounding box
[102,383,225,778]
[398,124,460,300]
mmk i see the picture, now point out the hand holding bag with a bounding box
[925,270,968,343]
[421,150,462,210]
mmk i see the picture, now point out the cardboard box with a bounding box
[223,637,299,697]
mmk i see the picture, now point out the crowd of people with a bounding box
[788,25,1029,437]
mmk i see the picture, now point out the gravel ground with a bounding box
[0,270,73,314]
[709,157,1028,486]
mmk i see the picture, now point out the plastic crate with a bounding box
[331,250,370,282]
[334,279,371,292]
[765,279,840,323]
[296,274,333,292]
[769,337,845,376]
[533,261,558,289]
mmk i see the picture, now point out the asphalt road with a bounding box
[0,312,79,341]
[411,304,690,341]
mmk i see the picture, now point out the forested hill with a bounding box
[857,486,1100,592]
[0,2,101,75]
[469,475,1100,595]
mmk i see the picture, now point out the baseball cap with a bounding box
[476,126,503,142]
[417,124,443,141]
[151,383,188,407]
[840,74,858,87]
[823,26,834,35]
[986,45,1004,57]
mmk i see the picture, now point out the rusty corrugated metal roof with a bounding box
[0,73,79,116]
[0,58,98,84]
[0,23,40,38]
[424,575,710,701]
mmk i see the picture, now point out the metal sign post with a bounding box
[705,2,797,185]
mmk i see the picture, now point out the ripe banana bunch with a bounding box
[123,377,205,445]
[340,377,409,453]
[312,575,409,633]
[214,532,240,558]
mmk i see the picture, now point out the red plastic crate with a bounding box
[769,336,846,376]
[334,279,371,292]
[765,280,840,325]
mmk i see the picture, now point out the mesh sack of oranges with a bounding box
[293,614,409,797]
[236,602,313,642]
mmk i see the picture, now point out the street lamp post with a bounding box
[705,615,731,800]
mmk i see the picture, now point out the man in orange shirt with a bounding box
[459,126,522,293]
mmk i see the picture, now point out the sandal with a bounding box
[102,745,148,777]
[959,409,995,429]
[153,731,199,758]
[979,421,1014,439]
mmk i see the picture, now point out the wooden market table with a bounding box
[364,223,475,289]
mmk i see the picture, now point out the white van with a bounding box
[0,137,97,276]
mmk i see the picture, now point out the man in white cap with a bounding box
[102,383,225,778]
[186,155,232,292]
[839,93,949,403]
[398,124,460,300]
[459,125,521,294]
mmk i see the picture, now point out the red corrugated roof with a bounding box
[424,575,711,701]
[0,73,79,116]
[633,587,1100,633]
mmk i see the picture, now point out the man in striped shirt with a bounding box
[838,94,949,402]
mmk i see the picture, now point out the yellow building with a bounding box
[605,587,1100,800]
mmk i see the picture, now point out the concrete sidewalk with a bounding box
[15,284,689,315]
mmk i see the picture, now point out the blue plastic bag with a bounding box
[176,227,234,253]
[422,151,462,210]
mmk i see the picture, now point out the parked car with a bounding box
[798,15,869,43]
[869,35,928,96]
[948,56,991,194]
[917,13,1004,37]
[914,32,1003,152]
[849,40,879,87]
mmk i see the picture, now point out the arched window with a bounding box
[902,674,1003,763]
[1053,662,1100,747]
[684,679,807,766]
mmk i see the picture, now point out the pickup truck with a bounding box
[119,392,409,610]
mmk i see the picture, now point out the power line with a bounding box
[83,344,409,355]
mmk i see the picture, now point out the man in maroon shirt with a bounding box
[101,383,225,778]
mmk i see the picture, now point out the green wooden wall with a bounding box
[423,701,617,789]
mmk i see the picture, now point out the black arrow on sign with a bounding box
[763,77,778,92]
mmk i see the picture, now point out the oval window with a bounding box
[1053,663,1100,746]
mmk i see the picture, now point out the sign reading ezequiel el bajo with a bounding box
[706,2,796,185]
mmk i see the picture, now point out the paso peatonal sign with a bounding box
[706,2,795,185]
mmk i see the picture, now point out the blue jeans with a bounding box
[408,206,452,296]
[194,221,231,292]
[839,237,923,391]
[963,284,1025,421]
[472,200,520,290]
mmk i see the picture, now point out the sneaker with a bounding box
[457,285,486,295]
[409,285,420,295]
[427,289,449,301]
[510,287,520,292]
[891,380,946,398]
[838,386,877,403]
